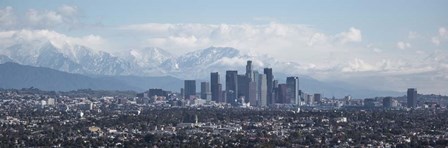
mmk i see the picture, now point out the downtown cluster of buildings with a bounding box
[181,60,317,107]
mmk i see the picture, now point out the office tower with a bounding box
[277,84,288,104]
[258,74,267,107]
[407,88,417,108]
[314,93,321,104]
[383,97,393,108]
[238,75,249,99]
[248,81,256,106]
[273,80,279,103]
[286,77,300,105]
[246,60,253,81]
[226,71,238,105]
[184,80,196,99]
[211,72,221,102]
[264,68,273,106]
[217,84,224,102]
[201,82,211,100]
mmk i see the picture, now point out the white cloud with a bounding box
[439,27,447,37]
[0,5,80,30]
[408,31,418,39]
[431,27,448,46]
[396,41,411,49]
[0,29,107,51]
[431,37,440,46]
[119,23,363,64]
[337,27,362,44]
[0,6,16,28]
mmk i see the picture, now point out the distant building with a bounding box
[258,74,267,107]
[383,97,393,108]
[201,82,211,100]
[264,68,274,106]
[148,89,168,98]
[364,99,376,108]
[276,84,288,104]
[286,77,300,105]
[184,80,196,99]
[407,88,417,108]
[226,71,238,105]
[314,93,322,104]
[210,72,222,102]
[246,60,253,81]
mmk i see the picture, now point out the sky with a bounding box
[0,0,447,94]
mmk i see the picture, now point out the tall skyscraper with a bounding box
[184,80,196,99]
[263,68,273,106]
[407,88,417,108]
[201,82,211,100]
[286,77,300,105]
[246,60,253,81]
[277,84,288,104]
[226,70,238,105]
[258,74,267,107]
[210,72,221,102]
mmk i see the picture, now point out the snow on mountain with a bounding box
[0,42,137,75]
[0,41,292,78]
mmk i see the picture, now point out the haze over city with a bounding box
[0,0,447,95]
[2,1,448,147]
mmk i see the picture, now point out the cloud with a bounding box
[118,23,363,64]
[336,27,362,44]
[439,27,447,37]
[396,41,411,49]
[431,27,448,46]
[432,37,440,46]
[0,5,80,30]
[0,6,16,29]
[0,29,107,51]
[408,31,418,39]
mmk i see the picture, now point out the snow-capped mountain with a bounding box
[0,41,292,78]
[0,42,137,76]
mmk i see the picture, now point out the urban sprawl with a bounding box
[1,60,447,147]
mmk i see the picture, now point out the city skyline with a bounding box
[0,1,447,95]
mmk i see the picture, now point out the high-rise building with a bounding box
[383,97,393,108]
[286,77,300,105]
[314,93,321,104]
[407,88,417,108]
[276,84,288,104]
[237,75,249,99]
[184,80,196,99]
[226,71,238,105]
[246,60,253,81]
[210,72,221,102]
[201,82,211,100]
[264,68,274,106]
[258,74,267,107]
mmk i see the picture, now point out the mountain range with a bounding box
[0,42,402,98]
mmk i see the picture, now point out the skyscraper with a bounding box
[264,68,273,106]
[407,88,417,108]
[286,77,300,105]
[246,60,253,81]
[184,80,196,99]
[258,74,267,107]
[277,84,288,104]
[226,70,238,105]
[201,82,211,100]
[210,72,221,102]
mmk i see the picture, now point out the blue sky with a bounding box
[0,0,447,94]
